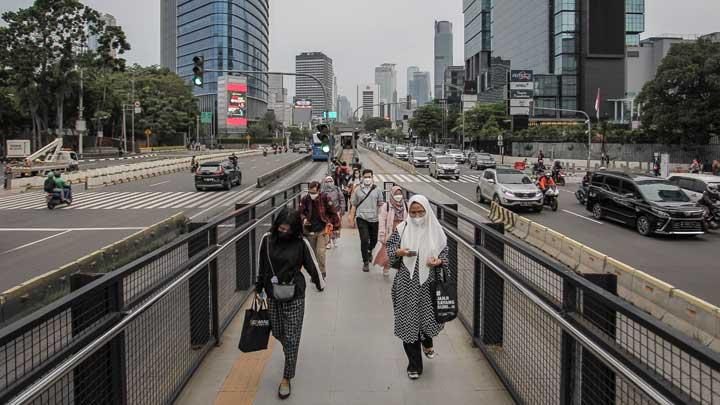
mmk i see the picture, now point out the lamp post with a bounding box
[530,104,593,169]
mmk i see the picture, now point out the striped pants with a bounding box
[268,298,305,379]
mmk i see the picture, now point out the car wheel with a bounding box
[636,215,653,237]
[534,205,544,213]
[493,194,502,207]
[592,203,604,220]
[476,188,484,203]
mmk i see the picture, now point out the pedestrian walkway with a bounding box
[375,173,481,184]
[176,227,511,405]
[0,188,275,210]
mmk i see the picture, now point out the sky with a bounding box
[2,0,719,110]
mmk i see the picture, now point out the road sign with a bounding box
[510,99,532,107]
[134,101,141,108]
[75,119,86,132]
[497,134,504,146]
[144,129,152,136]
[510,107,531,116]
[245,134,251,141]
[510,89,533,99]
[134,107,142,114]
[510,70,534,82]
[201,111,213,124]
[510,82,533,90]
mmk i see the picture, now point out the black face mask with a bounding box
[277,231,294,241]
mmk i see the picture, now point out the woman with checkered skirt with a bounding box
[256,208,326,399]
[386,195,448,380]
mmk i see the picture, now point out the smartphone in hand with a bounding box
[407,250,418,257]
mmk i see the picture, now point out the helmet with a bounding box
[545,172,552,179]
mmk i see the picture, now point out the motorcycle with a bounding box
[575,185,588,206]
[47,188,73,210]
[541,185,559,211]
[191,162,198,173]
[702,204,720,231]
[552,169,566,186]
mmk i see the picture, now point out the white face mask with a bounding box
[309,193,319,200]
[363,178,373,186]
[410,216,426,226]
[393,195,403,203]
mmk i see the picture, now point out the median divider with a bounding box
[256,155,311,188]
[488,200,720,351]
[361,146,417,174]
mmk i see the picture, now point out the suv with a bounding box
[429,156,460,179]
[667,174,720,203]
[410,150,430,167]
[446,149,465,164]
[469,152,496,170]
[195,161,242,191]
[586,171,705,236]
[476,168,543,211]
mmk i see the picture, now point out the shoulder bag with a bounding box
[266,238,296,302]
[354,185,377,209]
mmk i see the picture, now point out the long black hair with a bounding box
[270,207,303,241]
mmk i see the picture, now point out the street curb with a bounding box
[361,146,417,174]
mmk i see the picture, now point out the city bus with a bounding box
[311,133,330,162]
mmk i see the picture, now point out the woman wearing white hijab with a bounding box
[386,194,448,380]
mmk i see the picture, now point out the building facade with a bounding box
[463,0,491,93]
[409,71,432,106]
[295,52,334,119]
[268,74,291,127]
[434,21,453,100]
[406,66,419,99]
[160,0,270,136]
[360,84,380,119]
[375,63,398,120]
[444,66,465,104]
[337,95,352,123]
[87,13,118,58]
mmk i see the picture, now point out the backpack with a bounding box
[43,178,56,193]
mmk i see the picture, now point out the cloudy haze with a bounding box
[2,0,719,110]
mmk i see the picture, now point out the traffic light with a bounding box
[406,95,412,110]
[192,56,204,87]
[317,124,330,153]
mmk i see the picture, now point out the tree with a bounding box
[289,126,310,143]
[409,104,443,142]
[364,116,391,133]
[455,102,508,140]
[479,116,502,140]
[637,39,720,144]
[377,127,404,142]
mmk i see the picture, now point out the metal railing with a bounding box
[383,182,720,404]
[0,183,306,404]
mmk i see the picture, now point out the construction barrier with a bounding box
[557,237,583,270]
[511,216,532,240]
[525,222,548,250]
[543,229,564,258]
[577,246,607,274]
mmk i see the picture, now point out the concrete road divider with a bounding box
[557,237,583,270]
[664,289,719,346]
[256,155,311,187]
[361,146,417,174]
[511,216,532,240]
[629,271,674,320]
[525,222,548,250]
[543,229,564,258]
[604,256,636,297]
[577,246,607,274]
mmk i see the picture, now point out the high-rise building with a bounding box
[333,76,338,117]
[463,0,491,94]
[87,13,118,58]
[160,0,270,131]
[375,63,398,120]
[434,21,453,100]
[444,66,465,104]
[406,66,419,98]
[472,0,644,117]
[359,84,380,119]
[295,52,334,119]
[268,74,291,128]
[409,71,432,106]
[337,96,352,123]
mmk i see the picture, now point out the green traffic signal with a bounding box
[192,56,204,88]
[321,144,331,153]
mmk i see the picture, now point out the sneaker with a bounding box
[383,268,389,277]
[407,370,420,380]
[362,263,370,272]
[326,243,332,250]
[423,348,436,359]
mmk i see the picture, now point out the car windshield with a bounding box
[396,147,407,152]
[637,180,691,202]
[414,151,428,157]
[498,173,532,184]
[478,153,492,159]
[437,157,455,165]
[448,149,461,154]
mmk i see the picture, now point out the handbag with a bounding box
[431,266,458,323]
[238,298,271,353]
[266,238,296,302]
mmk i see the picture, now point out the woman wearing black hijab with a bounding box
[256,207,326,399]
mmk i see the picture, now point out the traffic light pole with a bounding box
[530,105,592,169]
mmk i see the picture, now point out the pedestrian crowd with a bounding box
[248,159,454,399]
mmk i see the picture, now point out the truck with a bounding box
[5,140,31,159]
[5,138,80,177]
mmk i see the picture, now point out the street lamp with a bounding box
[530,103,593,169]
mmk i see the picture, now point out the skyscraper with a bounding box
[463,0,491,93]
[160,0,270,127]
[375,63,398,120]
[337,96,352,123]
[87,13,118,58]
[434,21,453,100]
[295,52,334,119]
[360,84,380,119]
[409,71,432,106]
[268,74,291,128]
[406,66,419,97]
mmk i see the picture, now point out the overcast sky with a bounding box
[2,0,719,110]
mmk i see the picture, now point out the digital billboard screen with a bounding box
[227,83,248,126]
[588,0,625,56]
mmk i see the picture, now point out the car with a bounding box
[476,168,544,211]
[586,171,705,236]
[410,150,430,167]
[667,174,720,203]
[386,146,396,156]
[393,146,409,160]
[469,152,496,170]
[298,145,309,153]
[195,161,242,191]
[292,144,300,152]
[429,156,460,179]
[430,147,445,158]
[446,149,465,164]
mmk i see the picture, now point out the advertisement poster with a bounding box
[227,83,248,126]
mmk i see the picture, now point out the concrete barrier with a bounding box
[256,155,311,187]
[628,271,674,320]
[362,146,417,174]
[543,229,564,258]
[577,246,607,274]
[525,222,548,250]
[557,237,583,270]
[511,216,532,240]
[663,290,719,346]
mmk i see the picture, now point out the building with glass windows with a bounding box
[408,71,432,106]
[375,63,398,120]
[434,21,453,100]
[160,0,270,135]
[295,52,334,119]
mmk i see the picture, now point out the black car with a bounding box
[194,161,242,191]
[585,171,705,236]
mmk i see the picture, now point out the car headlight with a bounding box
[535,192,544,198]
[651,208,670,218]
[503,189,514,197]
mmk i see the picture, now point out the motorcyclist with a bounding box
[552,160,563,180]
[538,172,556,194]
[53,172,72,202]
[581,171,591,189]
[191,156,198,172]
[699,184,720,227]
[263,146,268,156]
[229,153,238,169]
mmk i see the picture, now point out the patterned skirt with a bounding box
[391,262,444,343]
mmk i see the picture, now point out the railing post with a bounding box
[560,280,580,405]
[235,204,256,291]
[188,222,211,349]
[481,223,505,346]
[208,226,220,345]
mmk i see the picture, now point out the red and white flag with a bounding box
[594,88,601,120]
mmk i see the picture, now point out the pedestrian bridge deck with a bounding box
[176,227,512,405]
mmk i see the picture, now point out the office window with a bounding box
[626,0,645,14]
[561,75,577,97]
[626,14,645,33]
[555,33,576,55]
[554,0,576,12]
[554,55,577,75]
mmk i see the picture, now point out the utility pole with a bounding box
[196,115,200,145]
[122,107,127,154]
[78,69,85,157]
[131,78,135,154]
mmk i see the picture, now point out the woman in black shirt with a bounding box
[256,208,325,399]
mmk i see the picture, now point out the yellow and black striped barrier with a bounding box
[489,201,516,231]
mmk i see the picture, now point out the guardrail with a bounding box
[0,183,305,404]
[362,145,417,174]
[256,155,311,187]
[489,201,720,353]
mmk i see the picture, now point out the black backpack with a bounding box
[43,178,55,192]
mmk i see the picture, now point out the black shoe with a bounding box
[278,380,291,399]
[407,370,420,380]
[362,262,370,272]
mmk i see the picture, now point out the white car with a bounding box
[667,174,720,203]
[429,156,460,179]
[446,149,465,164]
[476,168,544,211]
[410,150,430,167]
[393,146,409,160]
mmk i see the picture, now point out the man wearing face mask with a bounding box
[348,169,385,272]
[300,181,339,279]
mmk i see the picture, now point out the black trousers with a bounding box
[356,218,379,264]
[403,335,434,373]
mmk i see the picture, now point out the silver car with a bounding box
[393,146,409,161]
[667,174,720,203]
[446,149,465,164]
[469,152,496,170]
[410,150,430,167]
[476,168,544,211]
[429,156,460,179]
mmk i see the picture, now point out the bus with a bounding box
[311,133,330,162]
[340,132,353,149]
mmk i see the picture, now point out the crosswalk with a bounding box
[0,188,275,210]
[375,173,480,184]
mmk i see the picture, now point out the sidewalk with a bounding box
[176,227,511,405]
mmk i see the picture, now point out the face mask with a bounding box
[278,231,293,240]
[393,195,403,203]
[363,178,373,186]
[325,181,333,186]
[309,193,319,200]
[411,216,426,226]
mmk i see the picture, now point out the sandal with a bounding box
[278,380,291,399]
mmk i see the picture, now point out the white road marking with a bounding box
[250,166,257,169]
[247,189,272,204]
[189,186,255,220]
[149,181,170,187]
[1,230,72,255]
[0,227,145,232]
[431,182,490,213]
[561,209,604,225]
[141,192,198,209]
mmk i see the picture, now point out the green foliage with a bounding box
[377,127,405,141]
[289,126,310,143]
[248,111,283,140]
[637,39,720,144]
[409,104,443,139]
[479,116,502,139]
[455,103,509,140]
[364,116,391,133]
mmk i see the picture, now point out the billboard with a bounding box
[588,0,625,56]
[294,98,313,109]
[227,83,248,127]
[510,70,534,82]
